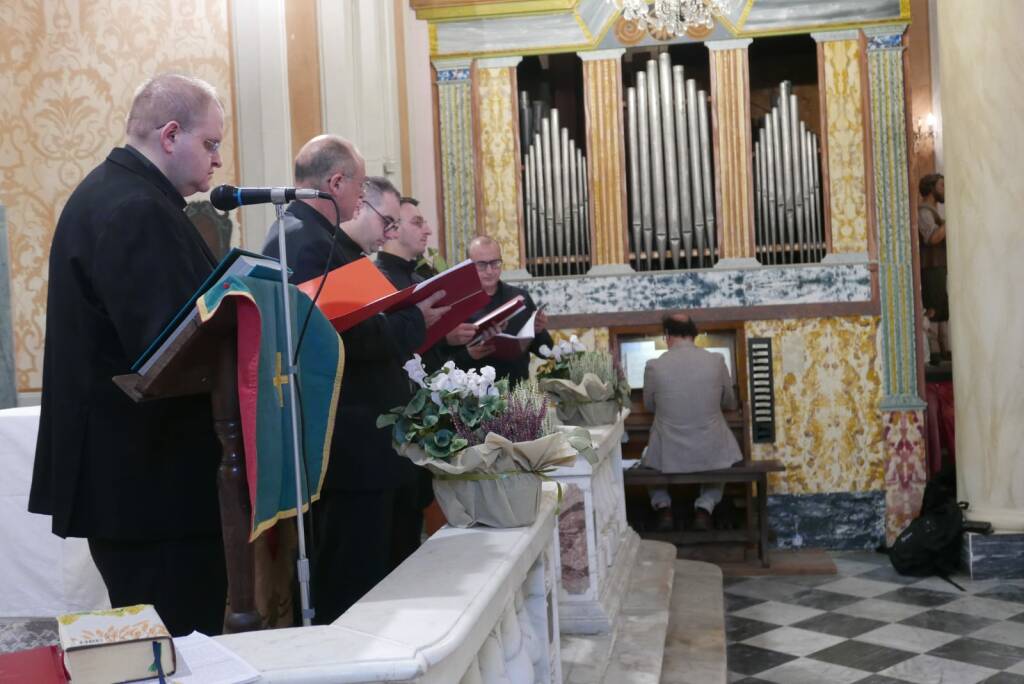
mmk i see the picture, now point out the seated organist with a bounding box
[643,314,742,532]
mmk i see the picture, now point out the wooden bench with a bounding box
[624,460,786,567]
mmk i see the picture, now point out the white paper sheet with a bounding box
[138,632,260,684]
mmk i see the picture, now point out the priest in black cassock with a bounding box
[262,149,449,624]
[441,235,553,386]
[29,73,229,636]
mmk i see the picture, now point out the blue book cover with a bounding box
[131,248,283,373]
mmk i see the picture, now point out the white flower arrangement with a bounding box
[538,334,587,362]
[403,355,500,406]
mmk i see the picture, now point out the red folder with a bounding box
[0,645,69,683]
[469,296,526,345]
[487,310,538,361]
[298,258,489,351]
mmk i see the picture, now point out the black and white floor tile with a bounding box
[727,551,1024,683]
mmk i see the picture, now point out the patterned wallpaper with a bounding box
[821,38,869,254]
[0,0,237,392]
[474,65,522,268]
[748,316,885,495]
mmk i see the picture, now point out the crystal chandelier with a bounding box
[613,0,730,37]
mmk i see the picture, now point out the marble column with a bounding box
[940,1,1024,532]
[434,58,477,263]
[473,56,527,276]
[813,31,871,263]
[0,205,15,408]
[578,49,632,275]
[707,39,757,268]
[865,25,927,543]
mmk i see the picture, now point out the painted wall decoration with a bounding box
[819,35,869,254]
[512,262,871,316]
[883,408,927,544]
[0,0,237,392]
[435,63,477,265]
[474,64,523,268]
[747,316,885,495]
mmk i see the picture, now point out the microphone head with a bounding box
[210,184,239,211]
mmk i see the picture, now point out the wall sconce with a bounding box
[913,112,937,152]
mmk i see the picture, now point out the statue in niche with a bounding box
[185,200,233,260]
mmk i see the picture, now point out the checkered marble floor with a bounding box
[726,550,1024,683]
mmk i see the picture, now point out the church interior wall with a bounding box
[413,0,931,547]
[0,0,238,395]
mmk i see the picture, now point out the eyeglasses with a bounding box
[473,259,503,271]
[363,201,400,233]
[155,123,221,153]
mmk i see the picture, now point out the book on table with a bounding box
[131,248,283,374]
[298,257,490,352]
[57,604,175,684]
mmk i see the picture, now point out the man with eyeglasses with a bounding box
[264,167,449,624]
[441,235,553,386]
[30,73,229,636]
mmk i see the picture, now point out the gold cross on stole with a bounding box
[273,352,289,408]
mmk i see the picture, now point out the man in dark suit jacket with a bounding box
[29,73,228,636]
[442,236,553,386]
[262,144,448,623]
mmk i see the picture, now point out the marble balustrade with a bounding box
[551,411,641,634]
[216,486,564,683]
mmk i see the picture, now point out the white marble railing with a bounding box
[216,485,563,683]
[551,411,640,634]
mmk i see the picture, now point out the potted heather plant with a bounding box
[378,357,593,528]
[537,342,630,427]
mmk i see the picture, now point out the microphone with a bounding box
[210,184,328,211]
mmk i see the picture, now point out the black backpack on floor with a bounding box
[885,465,967,590]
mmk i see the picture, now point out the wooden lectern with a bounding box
[114,299,261,633]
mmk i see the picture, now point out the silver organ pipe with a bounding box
[624,57,716,271]
[519,97,591,276]
[753,81,825,264]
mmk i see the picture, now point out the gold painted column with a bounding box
[813,30,870,262]
[707,39,758,268]
[472,56,527,275]
[578,49,632,275]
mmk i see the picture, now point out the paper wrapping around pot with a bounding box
[539,374,620,426]
[399,431,579,528]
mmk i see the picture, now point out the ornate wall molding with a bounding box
[815,35,870,255]
[511,263,872,316]
[865,25,922,410]
[474,59,524,267]
[434,59,478,262]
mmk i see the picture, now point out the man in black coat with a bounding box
[442,236,553,386]
[29,73,228,636]
[262,143,448,623]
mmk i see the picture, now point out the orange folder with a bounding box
[297,257,406,332]
[298,258,490,349]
